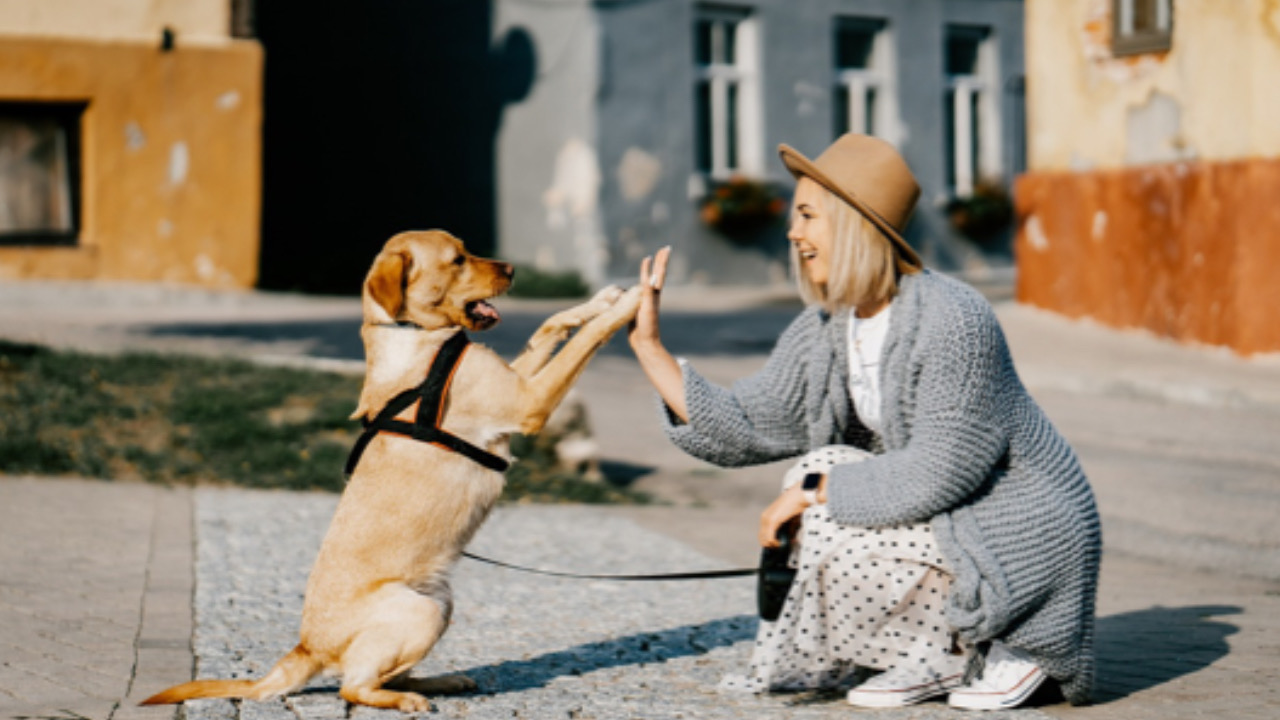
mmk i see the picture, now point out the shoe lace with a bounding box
[961,642,988,686]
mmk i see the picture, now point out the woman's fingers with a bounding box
[630,253,662,344]
[759,487,806,547]
[650,246,671,290]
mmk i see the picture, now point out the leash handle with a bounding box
[461,551,756,581]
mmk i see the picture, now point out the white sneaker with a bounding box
[948,642,1047,710]
[846,664,964,708]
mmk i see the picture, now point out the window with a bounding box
[834,17,896,144]
[943,25,999,197]
[0,103,83,246]
[694,6,761,178]
[1113,0,1172,56]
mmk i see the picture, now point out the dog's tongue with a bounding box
[470,300,501,323]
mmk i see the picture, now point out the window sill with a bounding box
[1112,32,1172,57]
[0,232,80,248]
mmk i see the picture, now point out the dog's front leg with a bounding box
[517,286,642,433]
[510,285,625,377]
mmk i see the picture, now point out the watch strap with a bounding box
[802,472,823,505]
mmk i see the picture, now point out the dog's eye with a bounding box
[452,254,466,266]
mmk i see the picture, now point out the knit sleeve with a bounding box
[657,310,816,467]
[825,295,1011,526]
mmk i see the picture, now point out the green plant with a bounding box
[699,175,789,241]
[945,181,1015,248]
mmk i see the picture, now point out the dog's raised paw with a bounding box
[590,284,625,307]
[612,285,644,313]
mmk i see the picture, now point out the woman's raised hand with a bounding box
[627,246,689,422]
[629,245,670,351]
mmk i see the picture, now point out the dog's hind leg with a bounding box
[338,588,451,712]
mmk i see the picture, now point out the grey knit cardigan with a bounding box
[661,270,1101,704]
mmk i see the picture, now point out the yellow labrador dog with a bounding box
[143,230,642,712]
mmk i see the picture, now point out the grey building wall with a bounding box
[495,0,1024,289]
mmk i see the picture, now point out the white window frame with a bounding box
[834,18,900,147]
[945,26,1001,197]
[694,7,763,179]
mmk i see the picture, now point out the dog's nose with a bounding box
[500,263,515,279]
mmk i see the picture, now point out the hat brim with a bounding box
[779,143,922,271]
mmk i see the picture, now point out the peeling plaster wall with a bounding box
[1027,0,1280,171]
[0,37,263,287]
[493,0,606,286]
[1016,160,1280,354]
[1018,0,1280,354]
[0,0,230,45]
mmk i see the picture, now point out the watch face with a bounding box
[802,472,822,491]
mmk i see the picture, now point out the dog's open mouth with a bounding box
[465,299,502,329]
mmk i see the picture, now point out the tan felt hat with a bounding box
[779,133,923,271]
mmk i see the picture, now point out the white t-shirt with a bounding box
[846,303,893,434]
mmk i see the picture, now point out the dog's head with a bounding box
[362,230,514,331]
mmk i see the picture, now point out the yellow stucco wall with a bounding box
[0,36,262,287]
[1026,0,1280,171]
[0,0,229,44]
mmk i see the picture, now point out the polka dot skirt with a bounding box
[721,445,964,694]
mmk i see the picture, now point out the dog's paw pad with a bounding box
[592,285,625,305]
[619,284,644,305]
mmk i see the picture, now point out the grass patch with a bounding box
[0,340,647,503]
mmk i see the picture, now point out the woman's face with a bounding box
[788,177,834,286]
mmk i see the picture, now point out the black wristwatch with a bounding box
[801,472,823,505]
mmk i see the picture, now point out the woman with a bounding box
[628,134,1100,709]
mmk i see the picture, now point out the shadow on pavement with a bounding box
[598,459,657,486]
[1090,604,1240,703]
[139,307,802,362]
[144,318,365,359]
[455,615,756,695]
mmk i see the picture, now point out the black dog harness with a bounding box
[344,330,510,478]
[342,328,762,586]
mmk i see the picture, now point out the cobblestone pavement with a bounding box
[177,488,1053,720]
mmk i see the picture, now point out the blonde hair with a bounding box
[791,185,901,314]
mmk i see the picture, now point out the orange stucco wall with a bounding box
[0,36,262,287]
[1015,158,1280,355]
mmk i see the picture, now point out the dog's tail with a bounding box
[140,644,321,705]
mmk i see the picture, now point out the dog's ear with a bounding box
[365,249,409,322]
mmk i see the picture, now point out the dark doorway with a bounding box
[255,1,535,294]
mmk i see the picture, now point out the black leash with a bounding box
[346,329,757,583]
[345,330,510,478]
[461,551,757,581]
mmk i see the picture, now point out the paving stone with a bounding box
[0,477,191,720]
